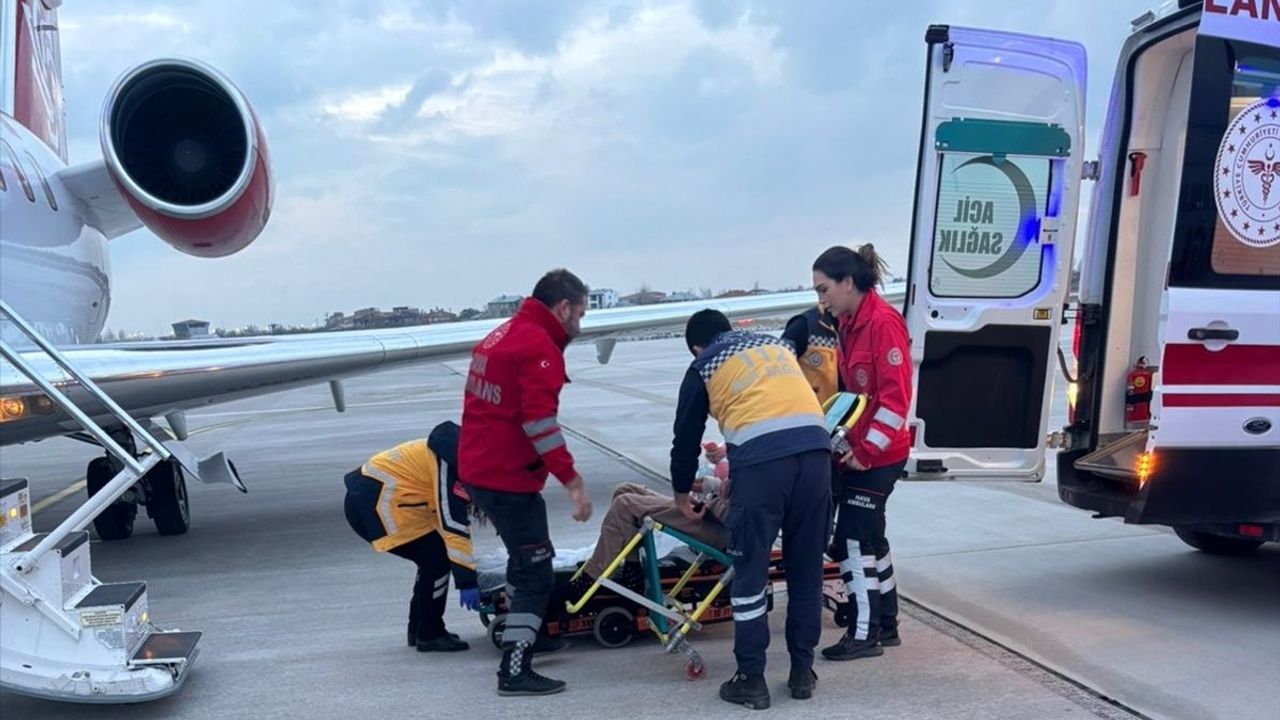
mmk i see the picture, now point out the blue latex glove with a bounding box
[459,588,480,612]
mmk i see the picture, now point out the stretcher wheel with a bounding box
[592,606,635,649]
[479,612,492,629]
[833,603,850,628]
[488,615,507,649]
[685,660,706,681]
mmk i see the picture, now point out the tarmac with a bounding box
[1,336,1277,720]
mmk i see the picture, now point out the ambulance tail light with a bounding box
[1238,524,1264,539]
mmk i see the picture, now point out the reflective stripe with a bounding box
[362,464,400,535]
[533,431,566,454]
[433,574,449,588]
[437,460,469,534]
[734,606,767,622]
[448,548,475,567]
[843,542,872,641]
[505,613,542,634]
[876,554,893,573]
[522,416,558,437]
[874,407,906,430]
[433,585,448,599]
[880,577,897,593]
[505,628,537,644]
[731,588,768,606]
[723,412,824,446]
[865,428,891,450]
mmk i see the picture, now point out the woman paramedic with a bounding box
[810,244,912,662]
[343,420,480,653]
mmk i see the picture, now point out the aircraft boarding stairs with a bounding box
[1,300,201,703]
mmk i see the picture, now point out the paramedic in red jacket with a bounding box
[459,268,593,698]
[811,244,912,662]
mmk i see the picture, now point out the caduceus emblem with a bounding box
[1214,98,1280,249]
[1247,145,1280,203]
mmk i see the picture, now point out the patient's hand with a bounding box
[703,442,726,464]
[674,492,705,521]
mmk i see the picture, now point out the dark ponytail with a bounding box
[812,244,887,292]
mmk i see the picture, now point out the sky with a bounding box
[56,0,1155,336]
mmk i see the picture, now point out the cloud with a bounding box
[52,0,1149,335]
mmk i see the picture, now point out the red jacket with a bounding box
[459,298,578,493]
[837,290,913,469]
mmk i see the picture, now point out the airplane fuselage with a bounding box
[1,112,110,347]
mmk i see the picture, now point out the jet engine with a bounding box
[100,58,272,258]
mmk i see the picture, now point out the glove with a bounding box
[459,587,480,612]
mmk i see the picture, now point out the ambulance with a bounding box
[898,1,1279,554]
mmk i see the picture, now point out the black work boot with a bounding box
[788,666,817,700]
[497,642,566,697]
[416,634,469,652]
[531,632,568,654]
[879,625,901,647]
[409,624,461,647]
[821,631,885,661]
[718,672,770,710]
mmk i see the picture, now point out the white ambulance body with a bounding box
[898,1,1279,554]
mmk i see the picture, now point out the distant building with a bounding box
[325,305,458,331]
[664,291,699,303]
[423,307,458,324]
[621,289,667,306]
[486,294,523,318]
[171,319,210,339]
[588,288,619,310]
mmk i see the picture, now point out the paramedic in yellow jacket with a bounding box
[344,421,478,653]
[781,302,841,404]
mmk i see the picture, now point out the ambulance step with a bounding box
[131,631,201,667]
[76,581,146,611]
[1074,430,1147,481]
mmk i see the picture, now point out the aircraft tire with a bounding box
[148,459,191,536]
[86,456,137,541]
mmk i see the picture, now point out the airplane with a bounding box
[0,0,893,703]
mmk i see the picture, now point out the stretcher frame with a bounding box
[564,515,732,680]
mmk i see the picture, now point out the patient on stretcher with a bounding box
[567,446,731,595]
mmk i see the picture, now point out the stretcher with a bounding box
[477,516,848,681]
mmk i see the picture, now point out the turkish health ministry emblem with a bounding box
[1215,98,1280,249]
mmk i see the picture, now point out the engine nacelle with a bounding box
[100,58,272,258]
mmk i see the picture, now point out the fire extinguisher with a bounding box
[1125,357,1154,429]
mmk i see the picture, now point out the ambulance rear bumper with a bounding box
[1058,447,1280,528]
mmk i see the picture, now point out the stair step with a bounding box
[0,477,29,500]
[131,630,202,666]
[11,530,89,556]
[77,581,146,612]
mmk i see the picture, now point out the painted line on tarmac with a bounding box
[900,597,1152,720]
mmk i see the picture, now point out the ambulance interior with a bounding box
[1071,22,1280,481]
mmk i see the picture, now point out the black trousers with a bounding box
[467,486,554,648]
[725,450,832,676]
[829,461,905,642]
[343,488,451,642]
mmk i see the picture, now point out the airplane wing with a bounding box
[1,285,905,445]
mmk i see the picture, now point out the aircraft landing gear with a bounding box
[84,430,191,540]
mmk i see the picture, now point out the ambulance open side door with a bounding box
[902,26,1087,481]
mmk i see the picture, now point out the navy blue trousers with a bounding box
[724,450,831,675]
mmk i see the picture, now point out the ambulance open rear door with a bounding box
[901,26,1087,481]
